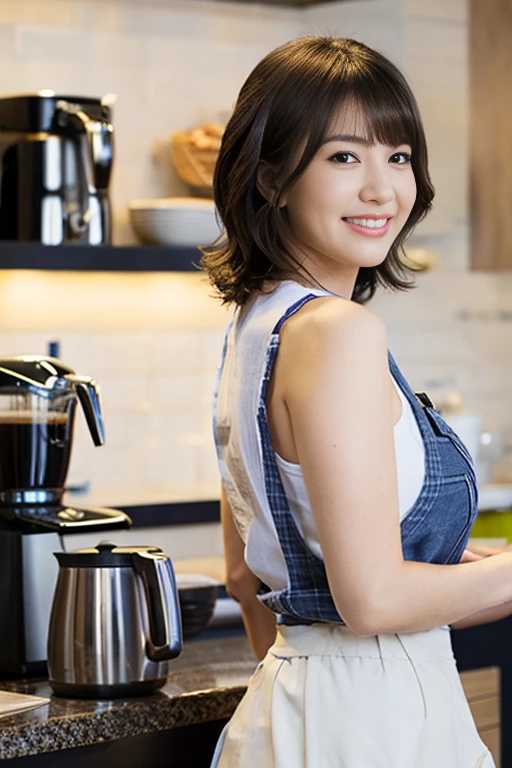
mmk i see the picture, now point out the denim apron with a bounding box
[255,294,479,625]
[211,292,495,768]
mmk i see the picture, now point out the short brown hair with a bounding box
[200,36,435,307]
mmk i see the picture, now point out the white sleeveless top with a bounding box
[215,281,425,591]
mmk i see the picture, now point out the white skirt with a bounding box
[211,623,496,768]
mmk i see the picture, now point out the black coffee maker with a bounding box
[0,93,114,245]
[0,356,130,677]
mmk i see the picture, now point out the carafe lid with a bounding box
[0,93,111,133]
[0,356,75,393]
[55,541,164,568]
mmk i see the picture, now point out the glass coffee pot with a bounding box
[0,356,129,529]
[0,356,102,503]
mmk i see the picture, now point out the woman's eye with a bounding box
[329,152,358,164]
[390,152,412,164]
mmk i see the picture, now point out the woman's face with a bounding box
[280,104,417,281]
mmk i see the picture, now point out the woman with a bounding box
[201,36,505,767]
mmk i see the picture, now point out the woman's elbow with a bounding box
[345,613,384,636]
[225,563,261,605]
[336,595,389,636]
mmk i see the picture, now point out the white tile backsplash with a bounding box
[148,409,205,442]
[64,522,224,561]
[0,333,51,356]
[199,329,227,368]
[148,373,204,409]
[196,438,221,488]
[0,0,86,28]
[406,18,467,89]
[147,332,202,373]
[98,375,150,412]
[302,0,406,67]
[65,333,150,375]
[405,0,467,22]
[19,25,88,63]
[146,439,198,488]
[0,23,19,58]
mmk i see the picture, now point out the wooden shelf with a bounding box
[0,243,201,272]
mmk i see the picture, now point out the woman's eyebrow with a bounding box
[322,134,372,147]
[321,135,412,150]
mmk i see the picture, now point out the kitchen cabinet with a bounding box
[469,0,512,270]
[452,616,512,766]
[460,667,501,766]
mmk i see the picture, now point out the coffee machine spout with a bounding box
[65,374,105,447]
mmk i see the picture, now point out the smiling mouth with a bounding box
[341,216,393,238]
[343,217,391,228]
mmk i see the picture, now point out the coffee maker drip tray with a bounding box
[6,505,131,533]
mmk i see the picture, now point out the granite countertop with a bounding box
[0,632,255,761]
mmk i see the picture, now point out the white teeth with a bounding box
[345,217,388,228]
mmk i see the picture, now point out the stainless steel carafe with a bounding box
[47,542,183,698]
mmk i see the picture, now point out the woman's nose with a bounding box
[359,166,395,205]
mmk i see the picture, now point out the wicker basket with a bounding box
[171,125,223,198]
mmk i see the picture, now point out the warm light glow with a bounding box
[0,271,230,331]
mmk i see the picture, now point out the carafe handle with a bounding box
[132,551,183,663]
[65,374,105,446]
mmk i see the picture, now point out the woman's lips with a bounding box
[342,217,392,238]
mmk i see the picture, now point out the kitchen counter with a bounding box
[2,618,512,766]
[0,631,255,764]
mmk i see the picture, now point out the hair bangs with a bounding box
[280,69,420,203]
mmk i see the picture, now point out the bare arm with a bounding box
[279,297,512,635]
[451,547,512,629]
[450,599,512,630]
[220,486,276,660]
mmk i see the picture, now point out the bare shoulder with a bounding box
[280,296,387,359]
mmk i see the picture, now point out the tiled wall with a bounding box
[0,0,511,558]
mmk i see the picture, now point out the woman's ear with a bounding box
[256,162,287,207]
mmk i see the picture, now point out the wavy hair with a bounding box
[200,36,435,306]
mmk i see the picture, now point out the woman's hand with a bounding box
[451,544,512,628]
[460,548,484,563]
[448,545,512,628]
[460,544,510,563]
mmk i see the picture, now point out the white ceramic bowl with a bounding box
[128,198,222,246]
